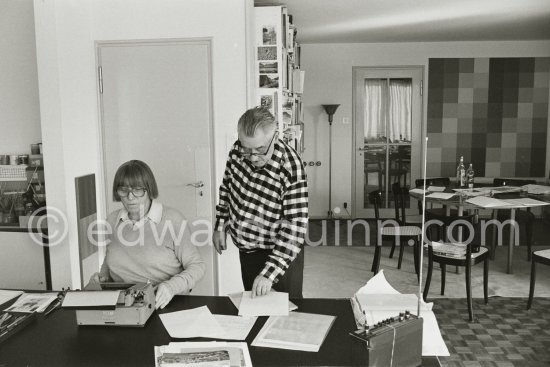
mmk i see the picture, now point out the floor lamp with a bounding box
[322,104,340,219]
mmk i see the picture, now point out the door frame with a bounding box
[352,66,425,219]
[94,38,218,294]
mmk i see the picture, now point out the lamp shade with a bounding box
[322,104,340,122]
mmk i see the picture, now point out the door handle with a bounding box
[357,147,367,151]
[186,181,204,188]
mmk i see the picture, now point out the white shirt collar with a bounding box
[116,199,163,224]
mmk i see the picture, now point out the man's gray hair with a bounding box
[237,107,277,137]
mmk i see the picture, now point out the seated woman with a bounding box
[90,160,205,309]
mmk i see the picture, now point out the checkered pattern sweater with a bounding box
[215,139,308,282]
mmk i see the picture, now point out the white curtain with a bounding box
[364,79,386,142]
[364,78,411,143]
[388,79,412,143]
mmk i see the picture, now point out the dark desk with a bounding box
[0,296,441,366]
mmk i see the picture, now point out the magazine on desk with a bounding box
[154,342,252,367]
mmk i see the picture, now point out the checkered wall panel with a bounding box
[427,57,550,178]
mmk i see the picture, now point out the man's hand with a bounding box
[212,230,227,255]
[155,283,175,310]
[251,275,273,298]
[88,272,108,285]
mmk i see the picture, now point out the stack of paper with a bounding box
[426,192,456,200]
[4,293,58,313]
[431,241,466,258]
[503,198,550,207]
[231,291,289,317]
[522,184,550,195]
[159,306,257,340]
[154,342,252,367]
[427,186,446,192]
[228,292,297,313]
[251,311,335,352]
[350,270,449,356]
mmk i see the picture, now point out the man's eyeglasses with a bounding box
[240,131,278,158]
[117,186,146,198]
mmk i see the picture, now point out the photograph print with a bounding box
[259,74,279,88]
[259,61,278,74]
[257,46,277,61]
[260,94,274,114]
[262,25,277,45]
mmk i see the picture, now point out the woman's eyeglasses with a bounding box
[117,186,146,198]
[241,131,278,158]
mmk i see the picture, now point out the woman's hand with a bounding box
[155,283,175,309]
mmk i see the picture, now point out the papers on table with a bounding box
[228,291,297,313]
[0,290,23,308]
[466,196,514,208]
[154,341,252,367]
[237,291,289,317]
[522,184,550,195]
[350,270,449,356]
[502,198,550,207]
[61,290,120,308]
[409,188,426,195]
[452,188,488,197]
[252,311,335,352]
[425,192,455,200]
[427,186,446,192]
[159,306,256,340]
[4,292,58,313]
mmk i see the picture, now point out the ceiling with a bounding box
[254,0,550,43]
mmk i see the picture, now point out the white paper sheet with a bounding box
[466,196,514,208]
[351,270,450,357]
[154,341,253,367]
[238,291,289,317]
[502,198,550,207]
[228,292,297,312]
[427,186,446,192]
[409,188,426,195]
[159,306,226,338]
[252,312,335,352]
[213,314,257,340]
[62,291,120,308]
[426,192,456,200]
[0,290,23,307]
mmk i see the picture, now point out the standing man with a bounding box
[213,107,308,298]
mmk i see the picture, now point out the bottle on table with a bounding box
[466,164,475,189]
[456,156,466,188]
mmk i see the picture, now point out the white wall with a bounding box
[0,0,41,155]
[301,41,550,218]
[33,0,253,292]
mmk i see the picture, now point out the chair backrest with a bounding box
[391,182,407,224]
[415,177,450,188]
[493,178,536,187]
[425,210,478,253]
[368,190,382,221]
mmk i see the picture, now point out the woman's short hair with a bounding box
[237,106,276,137]
[112,160,159,201]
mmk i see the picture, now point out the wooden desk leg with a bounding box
[508,208,515,274]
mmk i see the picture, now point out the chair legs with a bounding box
[527,259,536,310]
[423,253,433,302]
[466,263,474,322]
[526,221,533,262]
[371,243,382,274]
[483,258,489,304]
[440,264,446,296]
[398,240,405,269]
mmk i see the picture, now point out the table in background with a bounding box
[0,295,441,366]
[410,189,550,274]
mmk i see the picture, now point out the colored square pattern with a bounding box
[428,57,550,177]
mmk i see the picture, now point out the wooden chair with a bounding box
[369,188,422,279]
[491,178,536,261]
[423,211,490,322]
[527,249,550,310]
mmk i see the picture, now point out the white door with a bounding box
[98,40,216,295]
[354,67,423,218]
